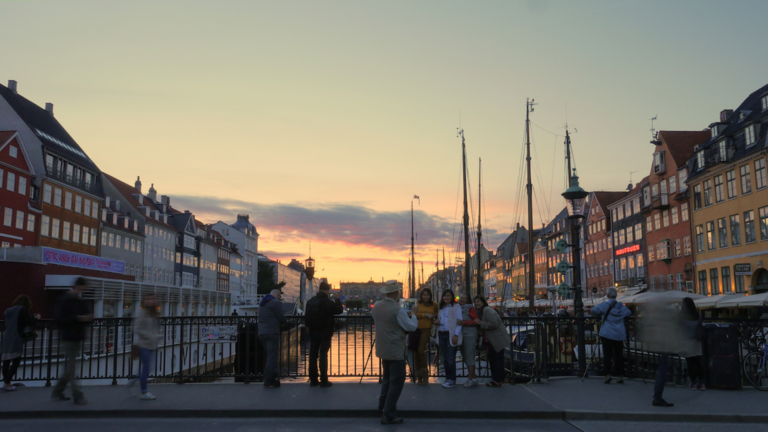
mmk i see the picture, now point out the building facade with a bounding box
[584,191,626,298]
[0,131,39,248]
[212,214,259,306]
[338,280,403,306]
[608,178,648,292]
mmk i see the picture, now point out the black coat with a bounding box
[55,293,90,342]
[306,292,344,339]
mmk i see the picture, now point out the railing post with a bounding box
[178,319,185,384]
[112,319,119,385]
[45,326,54,387]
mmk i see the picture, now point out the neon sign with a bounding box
[615,244,640,256]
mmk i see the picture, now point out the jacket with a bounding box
[373,298,418,361]
[479,307,510,353]
[55,292,90,342]
[459,304,479,338]
[591,299,632,341]
[133,308,160,350]
[677,313,704,358]
[1,306,38,357]
[258,295,288,335]
[437,304,463,347]
[306,291,344,338]
[415,301,438,329]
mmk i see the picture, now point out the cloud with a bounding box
[259,250,303,259]
[171,195,508,252]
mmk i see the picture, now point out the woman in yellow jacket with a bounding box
[412,288,438,385]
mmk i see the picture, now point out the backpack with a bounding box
[305,297,324,330]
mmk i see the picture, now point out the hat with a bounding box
[380,280,402,294]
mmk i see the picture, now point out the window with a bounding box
[92,202,98,218]
[6,172,15,192]
[654,213,661,230]
[108,233,114,247]
[626,226,634,243]
[722,267,731,293]
[703,180,712,206]
[668,274,675,291]
[660,179,667,195]
[756,158,767,189]
[82,227,89,245]
[635,223,642,240]
[679,168,688,190]
[674,239,681,257]
[8,145,17,158]
[75,196,82,213]
[62,221,70,241]
[651,183,659,199]
[0,169,3,188]
[612,208,617,222]
[676,273,684,291]
[662,210,669,227]
[26,214,35,232]
[72,224,80,243]
[633,198,640,213]
[657,240,671,260]
[620,258,627,280]
[683,236,691,256]
[695,225,704,252]
[646,216,653,233]
[698,270,708,296]
[681,203,689,222]
[101,232,107,246]
[619,229,625,245]
[90,228,97,247]
[693,184,702,210]
[745,210,756,243]
[740,165,752,194]
[51,218,60,239]
[643,187,651,206]
[671,206,679,225]
[636,254,644,276]
[41,216,50,236]
[726,170,737,199]
[730,215,741,246]
[714,175,724,203]
[18,177,26,196]
[54,188,62,207]
[628,256,635,278]
[84,199,91,217]
[696,151,706,170]
[14,210,24,229]
[745,125,756,146]
[65,191,72,210]
[718,218,727,248]
[735,274,745,293]
[648,249,655,262]
[669,175,677,194]
[43,184,52,203]
[116,235,122,249]
[760,206,768,241]
[706,221,715,250]
[2,208,12,226]
[617,206,624,220]
[710,268,720,295]
[762,95,768,111]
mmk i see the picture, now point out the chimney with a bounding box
[516,222,520,230]
[8,80,17,94]
[720,109,733,122]
[161,195,170,206]
[627,182,633,192]
[148,183,157,201]
[135,176,142,193]
[45,103,54,115]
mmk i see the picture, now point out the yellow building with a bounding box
[687,85,768,295]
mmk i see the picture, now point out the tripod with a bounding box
[359,337,415,384]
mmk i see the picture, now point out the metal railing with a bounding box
[1,316,765,385]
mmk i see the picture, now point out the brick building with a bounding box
[608,178,649,292]
[0,131,39,248]
[584,191,627,298]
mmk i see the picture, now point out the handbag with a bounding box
[21,326,37,343]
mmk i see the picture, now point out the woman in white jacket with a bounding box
[434,289,462,388]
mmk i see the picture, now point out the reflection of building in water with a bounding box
[339,280,403,305]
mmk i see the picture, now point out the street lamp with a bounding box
[562,170,589,377]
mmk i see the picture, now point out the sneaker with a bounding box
[686,382,698,390]
[442,380,455,388]
[604,374,612,384]
[380,415,404,425]
[320,381,333,388]
[616,377,624,384]
[1,386,17,392]
[698,383,706,391]
[139,392,156,400]
[463,380,477,388]
[652,399,674,407]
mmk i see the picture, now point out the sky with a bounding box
[2,0,767,291]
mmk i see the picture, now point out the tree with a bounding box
[257,261,286,295]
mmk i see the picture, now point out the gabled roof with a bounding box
[591,191,627,212]
[658,131,710,166]
[515,242,529,255]
[0,131,35,176]
[0,83,99,172]
[102,173,176,230]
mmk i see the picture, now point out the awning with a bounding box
[45,275,82,289]
[717,292,768,308]
[694,294,745,310]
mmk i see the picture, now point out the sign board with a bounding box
[42,247,125,274]
[615,244,640,256]
[200,326,237,343]
[734,264,752,276]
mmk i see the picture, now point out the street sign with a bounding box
[555,239,569,253]
[735,264,752,276]
[556,261,569,273]
[557,283,569,297]
[200,326,237,343]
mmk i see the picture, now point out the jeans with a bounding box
[653,354,670,401]
[438,332,457,382]
[489,345,505,383]
[2,357,22,385]
[379,359,406,420]
[259,333,280,385]
[309,335,332,383]
[139,348,154,393]
[53,341,84,400]
[601,337,625,377]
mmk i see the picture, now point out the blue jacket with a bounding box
[258,295,288,335]
[591,299,632,341]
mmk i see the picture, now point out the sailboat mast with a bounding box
[460,130,472,298]
[565,128,572,182]
[526,99,536,310]
[411,201,416,299]
[477,158,483,299]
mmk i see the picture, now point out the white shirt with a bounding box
[438,304,462,336]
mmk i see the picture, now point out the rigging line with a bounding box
[531,121,565,138]
[512,131,527,231]
[530,128,551,222]
[549,133,558,224]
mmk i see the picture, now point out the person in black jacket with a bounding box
[2,295,40,392]
[305,281,343,387]
[52,277,93,405]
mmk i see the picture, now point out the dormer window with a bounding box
[696,151,706,170]
[719,140,727,161]
[745,125,756,146]
[762,95,768,111]
[711,127,718,139]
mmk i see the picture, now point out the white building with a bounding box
[213,215,259,307]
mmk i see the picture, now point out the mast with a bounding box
[526,98,536,310]
[420,262,424,291]
[459,129,472,298]
[477,158,483,299]
[565,128,572,184]
[411,201,416,299]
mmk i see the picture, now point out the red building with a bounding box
[584,191,627,298]
[644,131,710,292]
[0,131,39,248]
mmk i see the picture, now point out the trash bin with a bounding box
[703,323,741,389]
[235,322,265,382]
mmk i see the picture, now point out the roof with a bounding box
[515,243,529,255]
[0,83,99,172]
[102,173,176,230]
[591,191,628,212]
[658,130,710,166]
[0,131,15,144]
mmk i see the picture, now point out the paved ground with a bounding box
[0,377,766,423]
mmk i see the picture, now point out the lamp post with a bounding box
[562,170,589,377]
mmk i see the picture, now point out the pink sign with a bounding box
[42,247,126,274]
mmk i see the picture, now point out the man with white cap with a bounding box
[372,280,417,425]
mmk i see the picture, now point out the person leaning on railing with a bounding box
[590,287,632,385]
[258,289,288,388]
[2,295,40,392]
[472,295,510,387]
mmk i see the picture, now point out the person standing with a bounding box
[129,294,160,400]
[458,293,479,388]
[258,289,288,388]
[679,297,706,390]
[412,288,437,386]
[2,295,40,392]
[473,296,510,387]
[305,281,344,387]
[373,280,418,425]
[434,289,462,388]
[52,277,92,405]
[590,288,632,384]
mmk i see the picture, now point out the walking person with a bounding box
[258,289,288,388]
[128,294,160,400]
[2,295,40,392]
[473,296,510,387]
[679,297,706,390]
[434,289,462,388]
[52,277,93,405]
[305,281,344,387]
[412,287,437,386]
[458,293,479,388]
[590,288,632,384]
[373,280,418,425]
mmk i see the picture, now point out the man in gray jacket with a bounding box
[258,289,288,388]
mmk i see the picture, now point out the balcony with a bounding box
[653,162,666,175]
[652,192,669,209]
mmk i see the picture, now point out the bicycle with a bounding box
[743,337,768,391]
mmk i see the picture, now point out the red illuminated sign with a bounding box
[615,244,640,256]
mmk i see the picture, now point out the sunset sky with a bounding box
[2,0,767,290]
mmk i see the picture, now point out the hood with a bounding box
[607,300,627,316]
[260,295,276,306]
